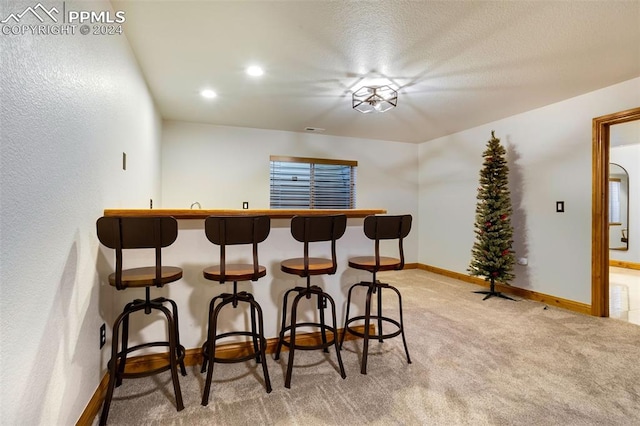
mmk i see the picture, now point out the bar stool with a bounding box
[200,215,272,406]
[340,214,412,374]
[274,214,347,388]
[96,216,186,426]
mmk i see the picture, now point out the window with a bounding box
[270,156,356,209]
[609,178,621,224]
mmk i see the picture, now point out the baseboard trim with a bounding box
[416,263,592,315]
[76,325,371,426]
[76,372,109,426]
[609,260,640,270]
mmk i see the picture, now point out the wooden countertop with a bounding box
[103,209,386,219]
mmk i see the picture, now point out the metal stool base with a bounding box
[100,293,186,426]
[275,285,346,388]
[340,280,411,375]
[201,289,272,406]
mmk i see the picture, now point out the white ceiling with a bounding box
[112,0,640,143]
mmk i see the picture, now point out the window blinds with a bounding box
[270,157,356,209]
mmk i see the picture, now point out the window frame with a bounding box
[269,155,357,209]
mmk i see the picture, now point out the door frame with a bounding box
[591,107,640,317]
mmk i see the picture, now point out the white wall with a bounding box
[154,121,419,349]
[610,143,640,263]
[0,1,162,424]
[161,121,418,215]
[419,77,640,304]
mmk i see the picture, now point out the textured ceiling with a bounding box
[112,0,640,143]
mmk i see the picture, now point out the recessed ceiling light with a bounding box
[200,89,217,99]
[246,66,264,77]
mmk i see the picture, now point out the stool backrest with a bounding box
[204,215,271,282]
[96,216,178,289]
[290,214,347,275]
[363,214,412,270]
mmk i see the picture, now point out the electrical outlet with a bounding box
[556,201,564,212]
[318,297,327,309]
[242,202,249,209]
[100,323,106,349]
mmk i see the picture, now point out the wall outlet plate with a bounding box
[100,323,106,349]
[242,202,248,209]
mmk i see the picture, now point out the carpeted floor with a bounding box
[96,270,640,425]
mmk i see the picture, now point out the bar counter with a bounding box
[104,208,386,219]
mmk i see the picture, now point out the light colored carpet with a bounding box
[97,270,640,425]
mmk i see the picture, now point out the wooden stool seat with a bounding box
[281,257,335,275]
[348,256,401,271]
[203,264,266,282]
[108,266,183,288]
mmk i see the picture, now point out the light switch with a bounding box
[556,201,564,212]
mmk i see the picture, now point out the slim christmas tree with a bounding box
[469,131,516,300]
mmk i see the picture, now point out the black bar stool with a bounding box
[96,216,186,426]
[340,214,412,374]
[200,215,272,406]
[274,214,347,388]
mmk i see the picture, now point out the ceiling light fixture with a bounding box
[200,89,217,99]
[352,85,398,113]
[246,66,264,77]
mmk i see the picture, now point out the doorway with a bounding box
[591,107,640,317]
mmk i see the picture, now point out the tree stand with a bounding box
[474,278,515,301]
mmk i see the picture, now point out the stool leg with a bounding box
[275,287,296,361]
[202,299,225,406]
[339,285,354,349]
[201,295,223,373]
[157,304,184,412]
[100,308,129,426]
[318,291,329,353]
[391,285,411,365]
[115,301,134,387]
[247,293,261,364]
[340,282,369,349]
[361,284,375,375]
[284,291,303,389]
[164,298,187,376]
[376,283,384,343]
[326,293,346,379]
[249,298,272,393]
